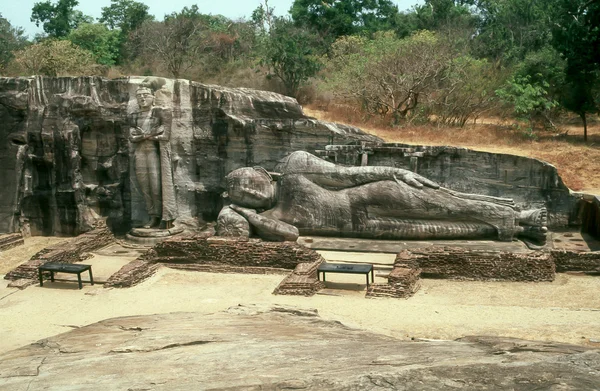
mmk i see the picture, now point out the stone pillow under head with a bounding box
[216,206,253,238]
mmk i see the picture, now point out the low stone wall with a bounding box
[394,247,555,282]
[153,236,323,269]
[104,257,160,288]
[273,261,325,296]
[0,233,24,252]
[4,227,114,281]
[166,263,290,275]
[551,250,600,273]
[366,267,421,298]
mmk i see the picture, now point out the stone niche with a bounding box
[0,76,379,236]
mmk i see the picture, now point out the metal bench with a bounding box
[317,262,374,287]
[38,263,94,290]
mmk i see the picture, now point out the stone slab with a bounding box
[0,305,597,390]
[299,236,532,254]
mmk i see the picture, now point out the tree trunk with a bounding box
[581,112,588,142]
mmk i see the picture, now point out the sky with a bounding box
[2,0,424,38]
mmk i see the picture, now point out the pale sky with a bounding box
[2,0,423,38]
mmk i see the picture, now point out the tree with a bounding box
[133,6,208,78]
[260,17,323,97]
[99,0,152,34]
[428,56,501,126]
[13,39,98,76]
[413,0,477,31]
[473,0,552,64]
[67,23,120,66]
[496,75,559,136]
[290,0,400,41]
[0,14,29,70]
[322,31,451,124]
[550,0,600,141]
[31,0,92,38]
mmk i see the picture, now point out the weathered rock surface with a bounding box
[321,144,581,228]
[0,305,598,390]
[0,76,380,235]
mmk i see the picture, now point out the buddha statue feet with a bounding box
[143,216,161,229]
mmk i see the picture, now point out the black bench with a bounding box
[317,262,374,287]
[38,263,94,290]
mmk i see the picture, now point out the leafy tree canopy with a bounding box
[290,0,400,40]
[31,0,92,38]
[99,0,153,34]
[67,23,120,66]
[260,16,324,97]
[549,0,600,141]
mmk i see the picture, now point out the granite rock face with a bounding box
[0,76,585,237]
[0,305,598,390]
[321,144,580,229]
[0,76,380,235]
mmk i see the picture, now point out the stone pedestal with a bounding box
[125,226,184,246]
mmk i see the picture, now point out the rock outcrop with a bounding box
[0,76,380,236]
[0,305,597,390]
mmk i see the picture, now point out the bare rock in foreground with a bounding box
[0,305,598,390]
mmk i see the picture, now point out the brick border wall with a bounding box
[0,233,24,252]
[394,247,555,282]
[273,261,325,296]
[551,250,600,273]
[153,236,323,270]
[4,227,115,281]
[366,267,421,298]
[104,256,160,288]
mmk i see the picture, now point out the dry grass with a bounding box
[304,106,600,194]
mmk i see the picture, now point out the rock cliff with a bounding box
[0,76,379,235]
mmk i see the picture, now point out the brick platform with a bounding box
[273,260,325,296]
[394,247,555,282]
[153,236,323,269]
[0,233,24,252]
[4,228,115,281]
[104,257,160,288]
[551,250,600,273]
[366,267,421,298]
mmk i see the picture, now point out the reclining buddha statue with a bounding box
[217,151,547,244]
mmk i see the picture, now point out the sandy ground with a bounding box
[1,239,600,354]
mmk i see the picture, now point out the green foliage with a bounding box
[0,14,29,70]
[67,23,119,66]
[260,17,323,97]
[31,0,92,38]
[99,0,153,64]
[496,74,558,132]
[99,0,152,33]
[413,0,477,31]
[290,0,400,40]
[473,0,552,63]
[549,0,600,141]
[13,39,98,76]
